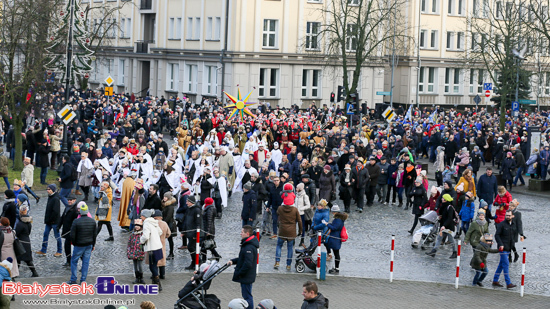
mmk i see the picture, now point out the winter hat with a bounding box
[442,194,453,202]
[480,199,488,208]
[477,209,486,217]
[80,204,89,215]
[444,180,453,188]
[324,165,331,171]
[455,183,464,192]
[301,174,310,179]
[228,298,249,309]
[164,192,173,200]
[330,205,342,212]
[153,209,162,217]
[257,299,275,309]
[141,209,154,218]
[243,182,253,191]
[415,177,423,184]
[344,164,351,170]
[296,183,305,191]
[133,219,143,226]
[421,170,427,177]
[204,197,214,206]
[283,183,294,194]
[1,257,13,271]
[4,190,15,199]
[461,147,468,152]
[430,186,438,195]
[507,152,512,157]
[187,195,197,204]
[273,141,279,148]
[47,184,57,192]
[67,193,77,200]
[17,193,28,203]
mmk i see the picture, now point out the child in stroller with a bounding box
[176,260,228,309]
[411,210,440,250]
[294,230,323,273]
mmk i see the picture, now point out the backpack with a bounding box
[450,205,460,226]
[340,225,348,242]
[71,164,79,182]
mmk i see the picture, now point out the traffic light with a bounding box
[349,92,360,115]
[337,86,345,102]
[330,92,335,103]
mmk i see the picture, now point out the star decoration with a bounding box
[223,88,257,120]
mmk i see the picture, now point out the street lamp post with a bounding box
[60,0,76,158]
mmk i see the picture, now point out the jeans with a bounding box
[41,224,63,253]
[2,177,10,190]
[397,187,404,203]
[40,167,48,184]
[271,211,279,235]
[275,237,295,266]
[461,220,471,234]
[376,184,388,202]
[70,245,93,283]
[59,188,72,207]
[433,230,457,252]
[513,166,525,185]
[542,163,548,180]
[24,185,38,200]
[148,251,159,277]
[473,267,488,285]
[240,283,253,309]
[493,251,512,285]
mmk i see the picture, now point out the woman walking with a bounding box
[500,152,517,192]
[14,206,38,277]
[0,218,18,278]
[323,205,348,274]
[161,192,177,260]
[318,165,335,203]
[295,183,311,247]
[140,209,163,291]
[95,181,114,241]
[408,177,427,234]
[77,152,94,201]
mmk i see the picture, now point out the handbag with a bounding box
[203,238,216,250]
[510,168,517,177]
[340,226,349,242]
[13,232,26,257]
[96,207,109,218]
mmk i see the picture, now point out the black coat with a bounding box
[495,220,518,252]
[44,192,61,226]
[184,203,202,238]
[500,157,517,181]
[202,204,217,236]
[241,190,257,223]
[143,193,162,211]
[230,236,259,284]
[252,178,268,202]
[352,166,370,189]
[444,140,459,158]
[199,175,213,201]
[1,200,17,229]
[14,215,33,262]
[70,216,97,247]
[38,144,50,169]
[60,204,79,239]
[438,202,457,231]
[366,163,380,187]
[267,183,284,211]
[410,185,427,215]
[59,162,75,189]
[477,174,497,205]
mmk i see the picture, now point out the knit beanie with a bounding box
[455,183,464,192]
[204,197,214,206]
[257,299,276,309]
[141,209,154,218]
[228,298,249,309]
[47,184,57,192]
[80,204,89,215]
[164,192,173,200]
[430,186,438,195]
[4,190,15,199]
[442,194,453,202]
[479,199,488,208]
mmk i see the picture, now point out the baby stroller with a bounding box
[412,211,440,250]
[295,230,326,273]
[174,261,229,309]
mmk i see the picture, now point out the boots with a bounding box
[153,276,162,292]
[132,272,142,284]
[403,204,409,210]
[104,236,114,241]
[514,251,520,263]
[425,249,437,257]
[75,190,82,195]
[299,237,305,248]
[159,266,165,280]
[449,251,457,259]
[31,269,39,277]
[83,194,88,201]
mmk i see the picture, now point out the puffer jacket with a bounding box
[526,152,539,175]
[202,204,217,236]
[162,197,177,235]
[301,293,329,309]
[70,216,97,247]
[294,190,311,216]
[470,242,499,270]
[140,217,163,252]
[459,199,475,222]
[311,208,330,234]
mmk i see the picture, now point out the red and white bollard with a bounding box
[455,240,461,289]
[316,232,322,280]
[195,228,201,272]
[520,247,526,297]
[390,235,395,282]
[256,228,260,273]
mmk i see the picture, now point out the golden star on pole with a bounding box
[223,88,257,120]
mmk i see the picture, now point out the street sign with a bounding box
[105,86,113,96]
[473,95,481,105]
[483,83,492,91]
[376,91,392,96]
[346,103,356,115]
[57,105,76,125]
[485,90,491,98]
[105,76,114,86]
[519,99,536,105]
[57,105,71,119]
[62,111,76,125]
[382,107,396,123]
[512,101,519,111]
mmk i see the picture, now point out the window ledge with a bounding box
[422,12,441,16]
[444,94,463,96]
[258,97,280,100]
[305,48,321,52]
[168,38,182,41]
[205,39,221,42]
[165,89,179,92]
[262,47,279,50]
[186,39,200,41]
[419,93,438,96]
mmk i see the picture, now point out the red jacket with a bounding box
[493,191,512,224]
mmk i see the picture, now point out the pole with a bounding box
[389,0,397,109]
[220,0,230,98]
[256,228,260,273]
[455,240,461,289]
[520,247,526,297]
[415,0,421,108]
[390,235,395,282]
[60,0,76,158]
[195,228,201,272]
[316,232,322,280]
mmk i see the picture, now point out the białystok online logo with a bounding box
[2,276,158,297]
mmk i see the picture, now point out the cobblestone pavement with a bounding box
[16,180,550,299]
[13,273,549,309]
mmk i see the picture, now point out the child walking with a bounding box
[127,218,145,284]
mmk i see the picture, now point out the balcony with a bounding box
[135,40,153,53]
[140,0,152,10]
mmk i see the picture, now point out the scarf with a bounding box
[476,218,486,226]
[406,166,414,173]
[464,175,475,193]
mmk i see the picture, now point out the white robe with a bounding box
[234,166,258,192]
[271,149,282,171]
[244,140,258,153]
[209,175,228,208]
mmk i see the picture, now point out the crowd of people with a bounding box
[0,87,544,307]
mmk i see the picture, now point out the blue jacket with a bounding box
[312,208,330,234]
[241,190,257,222]
[540,149,550,166]
[387,163,398,186]
[477,174,498,206]
[459,200,475,222]
[526,153,539,175]
[267,183,284,211]
[0,265,11,288]
[290,159,303,178]
[326,218,344,251]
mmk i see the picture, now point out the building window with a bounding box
[346,24,357,52]
[419,67,435,93]
[259,68,279,98]
[105,59,114,75]
[477,69,484,93]
[120,18,126,38]
[301,69,321,98]
[118,59,125,85]
[545,72,550,95]
[185,64,198,93]
[204,65,218,95]
[446,32,454,49]
[457,0,464,15]
[445,68,461,93]
[194,17,201,40]
[420,30,427,48]
[186,17,193,40]
[169,18,182,39]
[169,18,175,39]
[262,19,278,48]
[456,32,464,50]
[348,0,359,5]
[430,30,438,48]
[167,63,179,91]
[306,22,320,50]
[421,0,426,12]
[448,0,454,14]
[215,17,221,40]
[207,17,213,40]
[496,1,502,19]
[431,0,439,13]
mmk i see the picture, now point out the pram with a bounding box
[294,230,327,273]
[412,211,440,250]
[174,261,230,309]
